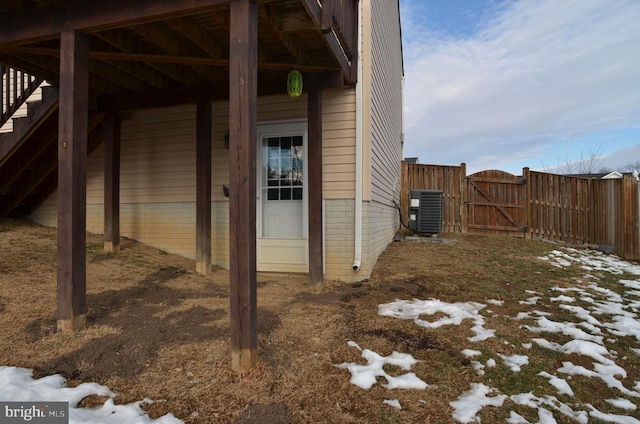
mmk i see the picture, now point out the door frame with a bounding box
[256,119,309,272]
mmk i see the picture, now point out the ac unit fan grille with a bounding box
[409,190,443,234]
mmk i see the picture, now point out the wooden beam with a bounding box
[305,71,343,90]
[57,30,89,332]
[300,0,322,29]
[196,101,212,275]
[308,86,323,286]
[5,47,335,72]
[228,0,257,372]
[0,49,127,95]
[259,5,309,65]
[92,32,192,88]
[166,16,223,58]
[349,23,358,84]
[300,0,355,84]
[323,31,353,83]
[321,0,334,31]
[0,0,232,47]
[104,113,121,254]
[86,58,148,93]
[129,22,218,81]
[102,83,221,112]
[0,52,59,86]
[101,71,342,113]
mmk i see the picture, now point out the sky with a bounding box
[399,0,640,175]
[3,249,640,422]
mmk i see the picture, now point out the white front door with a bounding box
[257,121,308,272]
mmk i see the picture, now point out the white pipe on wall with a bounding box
[353,0,363,272]
[323,198,326,274]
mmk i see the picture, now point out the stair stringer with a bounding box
[0,85,59,168]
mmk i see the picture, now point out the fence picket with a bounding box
[401,162,640,261]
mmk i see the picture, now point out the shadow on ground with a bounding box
[27,267,270,381]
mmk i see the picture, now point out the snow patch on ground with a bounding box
[378,298,495,342]
[0,367,181,424]
[537,371,574,396]
[606,398,638,410]
[335,341,430,390]
[382,399,402,409]
[449,383,507,423]
[5,244,640,423]
[387,247,640,422]
[497,353,529,372]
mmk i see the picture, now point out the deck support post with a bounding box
[308,86,323,286]
[228,0,258,372]
[57,30,89,332]
[104,113,121,254]
[196,101,212,275]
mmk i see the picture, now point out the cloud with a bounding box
[602,144,640,171]
[401,0,640,171]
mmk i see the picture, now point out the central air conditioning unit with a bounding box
[408,190,443,234]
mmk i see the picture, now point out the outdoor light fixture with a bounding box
[287,70,303,98]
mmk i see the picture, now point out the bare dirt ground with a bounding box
[0,218,607,423]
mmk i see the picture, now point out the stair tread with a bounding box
[1,81,52,133]
[1,85,58,135]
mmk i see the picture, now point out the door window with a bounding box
[263,136,304,201]
[260,132,305,239]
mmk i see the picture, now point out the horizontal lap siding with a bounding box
[90,105,198,205]
[41,92,355,207]
[32,92,358,273]
[93,105,197,256]
[368,0,403,206]
[323,90,356,199]
[211,92,355,200]
[362,0,403,276]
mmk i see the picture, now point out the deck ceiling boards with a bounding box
[0,0,351,108]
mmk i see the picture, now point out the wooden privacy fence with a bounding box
[401,162,640,261]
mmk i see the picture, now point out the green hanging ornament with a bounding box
[287,70,303,98]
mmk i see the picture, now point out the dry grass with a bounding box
[0,218,638,423]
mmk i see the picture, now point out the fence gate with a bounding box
[466,170,527,236]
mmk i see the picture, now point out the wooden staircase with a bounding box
[0,65,104,217]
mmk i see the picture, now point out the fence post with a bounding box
[622,175,640,261]
[637,178,640,261]
[460,163,467,233]
[523,167,531,239]
[606,179,617,252]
